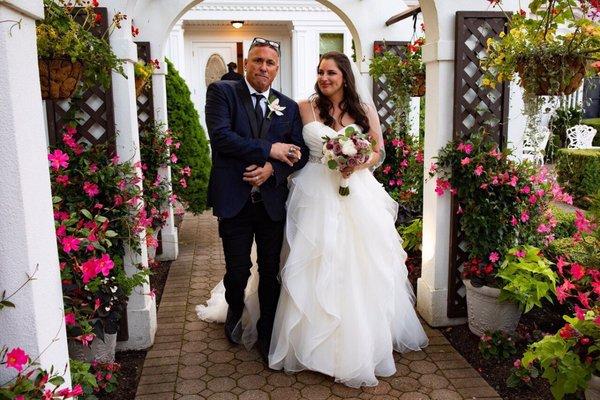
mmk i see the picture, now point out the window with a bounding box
[319,33,344,56]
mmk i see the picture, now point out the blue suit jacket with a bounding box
[205,80,308,221]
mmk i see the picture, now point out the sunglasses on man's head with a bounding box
[251,37,281,53]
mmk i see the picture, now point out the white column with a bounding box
[152,56,179,261]
[416,38,466,327]
[291,28,308,101]
[108,5,156,350]
[165,21,186,79]
[0,0,71,385]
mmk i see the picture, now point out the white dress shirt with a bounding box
[245,78,270,117]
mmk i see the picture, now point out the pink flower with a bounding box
[396,179,404,186]
[511,215,518,226]
[435,179,451,196]
[75,333,95,346]
[429,163,438,173]
[509,175,518,187]
[174,142,181,149]
[81,258,99,283]
[529,195,537,205]
[179,178,188,188]
[489,252,500,263]
[382,165,392,174]
[89,163,98,173]
[463,143,473,154]
[575,210,594,234]
[578,292,591,308]
[520,211,529,223]
[61,236,80,253]
[111,155,120,165]
[557,257,568,275]
[65,312,76,326]
[575,305,586,320]
[170,153,178,163]
[5,348,28,372]
[56,174,70,186]
[391,138,402,147]
[515,249,526,258]
[556,283,571,303]
[56,225,67,238]
[520,186,531,194]
[400,159,409,168]
[83,181,100,197]
[182,166,192,176]
[571,263,586,281]
[460,157,471,166]
[474,165,484,176]
[513,359,521,368]
[146,233,159,248]
[489,148,502,159]
[537,224,551,234]
[389,179,396,187]
[48,149,69,170]
[96,254,115,277]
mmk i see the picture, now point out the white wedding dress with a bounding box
[197,120,428,388]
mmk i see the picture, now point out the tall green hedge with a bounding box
[581,118,600,147]
[556,148,600,208]
[165,58,211,214]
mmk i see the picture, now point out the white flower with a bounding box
[267,97,286,118]
[341,139,357,156]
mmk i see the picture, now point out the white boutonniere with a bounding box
[266,96,286,119]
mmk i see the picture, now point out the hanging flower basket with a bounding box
[411,72,426,97]
[38,57,83,100]
[516,54,587,96]
[135,76,148,97]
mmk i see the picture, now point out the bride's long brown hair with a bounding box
[313,51,370,133]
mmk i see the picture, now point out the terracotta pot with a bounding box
[135,76,148,97]
[411,72,426,97]
[464,279,522,336]
[585,374,600,400]
[38,58,83,100]
[68,332,117,363]
[516,55,586,96]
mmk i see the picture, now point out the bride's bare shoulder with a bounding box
[298,98,316,123]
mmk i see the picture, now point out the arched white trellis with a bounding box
[0,0,528,386]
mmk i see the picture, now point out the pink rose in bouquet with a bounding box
[322,125,374,196]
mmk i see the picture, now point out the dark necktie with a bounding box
[252,93,265,132]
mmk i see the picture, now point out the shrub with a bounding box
[548,236,600,267]
[398,218,422,253]
[547,106,582,162]
[556,149,600,208]
[549,205,577,240]
[478,330,518,360]
[165,58,211,214]
[581,118,600,147]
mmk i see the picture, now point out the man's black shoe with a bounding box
[224,308,242,345]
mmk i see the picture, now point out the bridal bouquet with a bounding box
[322,125,374,196]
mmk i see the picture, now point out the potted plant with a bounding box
[370,38,426,132]
[134,59,159,97]
[49,126,149,362]
[482,0,600,143]
[511,307,600,399]
[36,0,125,100]
[431,130,569,335]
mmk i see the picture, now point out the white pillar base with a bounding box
[116,298,157,350]
[157,226,179,261]
[417,278,466,327]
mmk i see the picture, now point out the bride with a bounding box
[198,51,428,388]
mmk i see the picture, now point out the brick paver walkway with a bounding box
[135,212,501,400]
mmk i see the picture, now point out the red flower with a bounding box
[92,0,99,6]
[559,323,576,339]
[94,12,102,24]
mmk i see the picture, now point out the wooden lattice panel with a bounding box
[136,41,155,129]
[45,7,115,149]
[372,41,408,135]
[447,11,510,318]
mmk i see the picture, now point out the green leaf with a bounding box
[105,230,118,238]
[327,160,338,170]
[81,209,93,219]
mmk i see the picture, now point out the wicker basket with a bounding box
[38,58,83,100]
[135,76,148,97]
[411,72,426,97]
[516,55,586,96]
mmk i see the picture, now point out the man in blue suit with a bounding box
[205,37,308,363]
